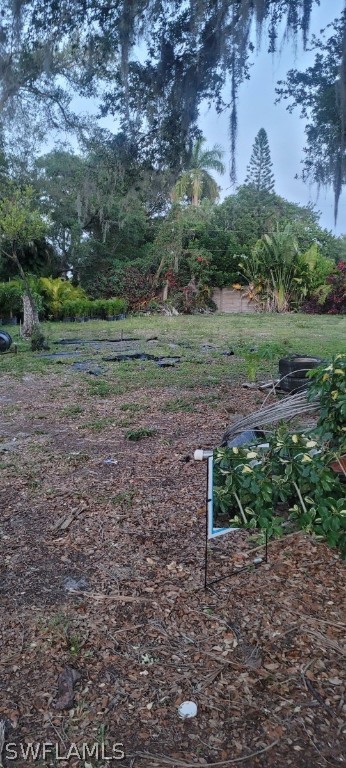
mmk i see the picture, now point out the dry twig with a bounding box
[137,738,282,767]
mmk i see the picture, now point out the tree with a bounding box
[153,201,214,300]
[202,186,342,287]
[245,129,275,192]
[0,186,47,336]
[0,1,319,174]
[276,9,346,222]
[172,138,225,205]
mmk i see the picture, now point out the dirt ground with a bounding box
[0,362,345,768]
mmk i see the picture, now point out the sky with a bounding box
[199,0,345,235]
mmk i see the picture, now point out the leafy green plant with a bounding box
[213,357,346,556]
[214,426,346,554]
[0,281,23,317]
[38,277,87,320]
[307,354,346,451]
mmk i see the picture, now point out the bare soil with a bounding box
[0,370,345,768]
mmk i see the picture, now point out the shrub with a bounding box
[38,277,87,320]
[91,299,109,318]
[62,300,75,319]
[107,297,127,316]
[302,261,346,314]
[0,282,23,317]
[30,325,49,351]
[213,356,346,554]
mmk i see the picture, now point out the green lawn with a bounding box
[0,314,346,399]
[1,313,345,388]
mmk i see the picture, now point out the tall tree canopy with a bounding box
[245,128,275,192]
[1,0,319,174]
[276,9,346,222]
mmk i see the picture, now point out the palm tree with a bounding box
[172,137,225,205]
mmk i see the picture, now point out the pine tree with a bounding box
[245,128,275,192]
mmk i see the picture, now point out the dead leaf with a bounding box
[55,667,81,710]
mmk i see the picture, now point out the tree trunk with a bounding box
[11,245,40,337]
[22,292,39,337]
[162,279,169,302]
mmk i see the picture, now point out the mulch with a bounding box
[0,372,345,767]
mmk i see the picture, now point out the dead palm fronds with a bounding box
[221,390,319,445]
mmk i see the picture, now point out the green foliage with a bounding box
[0,281,23,316]
[172,137,225,205]
[1,0,317,179]
[38,277,87,319]
[207,186,340,288]
[125,427,156,441]
[244,128,275,192]
[276,10,346,222]
[239,225,336,311]
[0,277,45,317]
[307,354,346,451]
[0,186,47,248]
[30,325,48,351]
[61,296,127,319]
[213,356,346,554]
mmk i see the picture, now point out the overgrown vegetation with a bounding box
[213,355,346,554]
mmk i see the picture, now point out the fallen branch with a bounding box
[137,738,281,767]
[68,589,151,603]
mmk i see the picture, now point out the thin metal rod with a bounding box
[204,460,209,590]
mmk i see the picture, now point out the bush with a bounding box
[88,297,127,318]
[213,356,346,555]
[302,261,346,314]
[107,297,127,316]
[0,281,23,318]
[30,325,49,351]
[38,277,87,320]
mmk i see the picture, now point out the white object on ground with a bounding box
[178,701,198,719]
[194,449,213,461]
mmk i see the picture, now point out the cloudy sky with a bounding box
[199,0,345,234]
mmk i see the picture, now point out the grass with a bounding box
[82,417,115,431]
[62,404,84,417]
[1,315,345,393]
[125,427,157,441]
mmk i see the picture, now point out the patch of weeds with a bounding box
[66,451,90,467]
[112,490,135,508]
[83,417,113,431]
[119,402,144,412]
[67,633,83,656]
[48,612,69,630]
[117,417,133,427]
[162,397,195,413]
[88,380,112,397]
[160,437,174,446]
[27,477,40,490]
[62,404,84,417]
[0,461,13,469]
[31,326,49,352]
[125,427,156,441]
